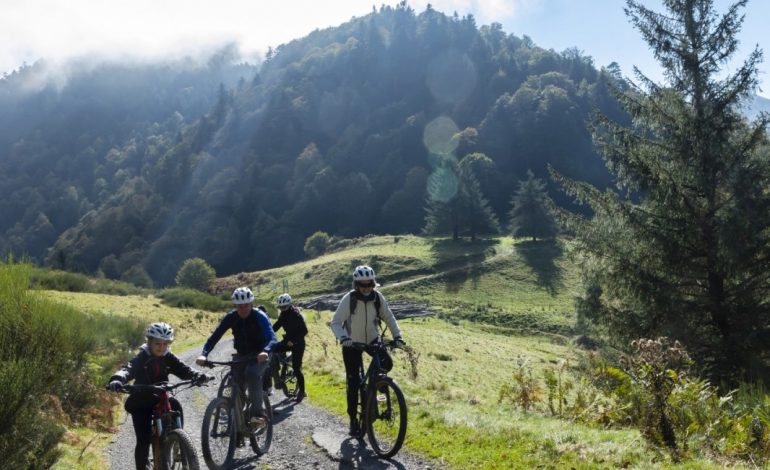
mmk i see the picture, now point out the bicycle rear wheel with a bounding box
[163,428,200,470]
[249,394,273,455]
[366,378,407,458]
[201,397,235,470]
[280,360,298,398]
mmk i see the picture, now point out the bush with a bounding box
[121,264,154,288]
[157,287,230,312]
[304,231,331,258]
[0,261,144,468]
[175,258,216,291]
[29,267,143,295]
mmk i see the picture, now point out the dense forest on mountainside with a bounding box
[2,4,632,285]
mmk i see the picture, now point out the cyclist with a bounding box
[330,265,406,436]
[107,322,211,470]
[196,287,276,427]
[270,293,308,402]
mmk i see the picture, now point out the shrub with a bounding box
[175,258,216,291]
[304,231,331,258]
[121,264,154,288]
[499,355,542,412]
[0,261,143,468]
[157,287,229,312]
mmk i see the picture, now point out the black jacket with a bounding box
[110,344,197,411]
[273,306,308,344]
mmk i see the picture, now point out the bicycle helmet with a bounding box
[277,293,292,308]
[352,265,376,282]
[146,322,174,342]
[232,287,254,305]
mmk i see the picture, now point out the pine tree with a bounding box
[509,170,558,241]
[551,0,770,382]
[423,155,499,240]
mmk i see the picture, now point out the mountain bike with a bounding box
[110,379,208,470]
[350,340,408,458]
[200,355,273,470]
[269,349,298,398]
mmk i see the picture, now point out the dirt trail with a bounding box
[105,339,437,469]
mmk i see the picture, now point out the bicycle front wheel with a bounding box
[163,428,200,470]
[201,397,235,470]
[249,394,273,455]
[366,378,407,458]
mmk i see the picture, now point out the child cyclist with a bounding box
[107,322,211,470]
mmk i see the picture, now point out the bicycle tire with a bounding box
[249,394,273,455]
[201,397,235,470]
[280,361,298,398]
[366,378,407,458]
[162,428,200,470]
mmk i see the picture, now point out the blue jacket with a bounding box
[202,308,276,356]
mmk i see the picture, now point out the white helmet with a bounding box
[352,265,376,282]
[277,293,292,308]
[232,287,254,305]
[146,322,174,341]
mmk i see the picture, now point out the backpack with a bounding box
[349,290,389,336]
[348,290,393,371]
[349,289,381,317]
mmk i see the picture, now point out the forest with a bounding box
[0,4,627,286]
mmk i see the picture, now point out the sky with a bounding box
[1,0,768,97]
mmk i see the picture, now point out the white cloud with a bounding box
[1,0,537,75]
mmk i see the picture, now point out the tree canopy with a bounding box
[552,0,770,383]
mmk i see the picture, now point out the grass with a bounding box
[216,235,579,333]
[41,234,756,469]
[299,313,739,469]
[43,290,226,470]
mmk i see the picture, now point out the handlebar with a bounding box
[107,378,212,394]
[199,352,267,368]
[350,340,404,353]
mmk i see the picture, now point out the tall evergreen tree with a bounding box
[509,170,558,241]
[423,154,499,240]
[551,0,770,382]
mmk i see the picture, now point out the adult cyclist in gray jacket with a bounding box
[330,265,405,435]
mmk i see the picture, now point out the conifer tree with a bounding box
[423,154,499,240]
[509,170,558,241]
[551,0,770,382]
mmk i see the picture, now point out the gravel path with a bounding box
[106,340,437,469]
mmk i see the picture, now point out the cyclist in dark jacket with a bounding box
[108,322,209,470]
[271,293,308,401]
[196,287,277,427]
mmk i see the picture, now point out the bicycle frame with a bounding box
[116,381,200,470]
[351,342,392,430]
[201,353,273,464]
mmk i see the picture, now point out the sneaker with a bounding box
[294,391,306,403]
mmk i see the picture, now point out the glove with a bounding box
[195,355,208,366]
[108,380,123,392]
[193,373,213,385]
[340,337,353,347]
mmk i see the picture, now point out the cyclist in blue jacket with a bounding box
[196,287,276,427]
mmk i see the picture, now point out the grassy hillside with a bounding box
[44,235,758,469]
[216,235,580,334]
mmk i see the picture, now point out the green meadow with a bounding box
[36,235,753,469]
